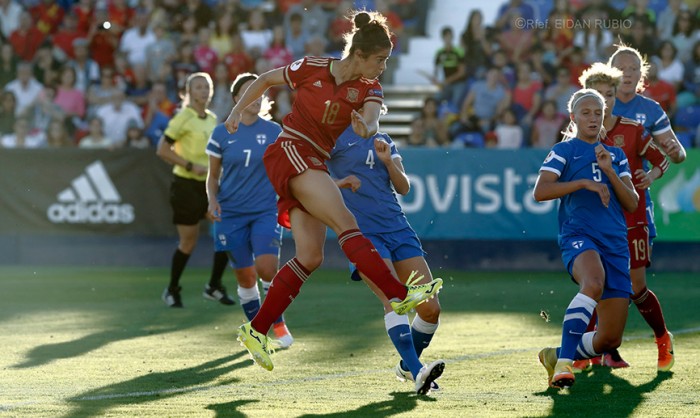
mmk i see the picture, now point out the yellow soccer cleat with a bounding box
[551,360,575,389]
[538,347,557,386]
[656,331,675,372]
[390,272,442,315]
[237,322,275,371]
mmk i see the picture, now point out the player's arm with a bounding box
[596,145,638,213]
[206,154,222,222]
[156,135,206,175]
[225,68,285,134]
[636,141,669,190]
[374,137,409,195]
[352,101,382,138]
[653,129,686,163]
[533,170,607,204]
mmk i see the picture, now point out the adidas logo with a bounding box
[46,161,135,224]
[313,80,322,88]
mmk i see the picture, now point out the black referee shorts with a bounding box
[170,175,208,225]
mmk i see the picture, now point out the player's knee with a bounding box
[416,299,441,323]
[256,264,277,282]
[297,253,323,272]
[581,278,604,301]
[597,333,623,351]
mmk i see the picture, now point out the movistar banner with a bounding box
[0,149,173,236]
[398,148,557,239]
[649,150,700,242]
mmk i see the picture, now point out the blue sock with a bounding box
[400,314,439,371]
[559,293,597,361]
[385,312,423,379]
[238,285,261,322]
[261,280,285,325]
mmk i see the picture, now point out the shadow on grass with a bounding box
[62,353,247,418]
[205,399,259,418]
[297,391,430,417]
[534,368,673,417]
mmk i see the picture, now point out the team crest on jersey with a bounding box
[256,134,267,145]
[346,88,359,103]
[290,59,303,71]
[613,135,625,147]
[572,240,584,249]
[308,156,323,166]
[635,113,647,125]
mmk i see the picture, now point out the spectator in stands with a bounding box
[222,33,254,82]
[210,62,233,122]
[71,0,94,36]
[45,117,73,147]
[432,26,466,110]
[408,97,448,147]
[304,34,328,57]
[0,0,23,40]
[173,14,199,47]
[264,25,294,69]
[565,47,589,87]
[653,40,684,90]
[1,117,46,148]
[241,7,273,60]
[459,66,511,132]
[193,26,219,76]
[87,66,121,116]
[657,0,684,41]
[54,66,86,131]
[497,10,535,64]
[87,8,119,69]
[531,99,565,148]
[8,11,45,61]
[0,41,17,88]
[529,44,555,86]
[545,0,575,63]
[576,0,620,27]
[125,65,151,107]
[32,41,61,87]
[459,9,491,83]
[511,61,542,127]
[209,12,237,59]
[573,10,615,64]
[622,18,657,60]
[30,0,65,36]
[106,0,134,37]
[670,9,700,64]
[494,0,535,31]
[125,119,151,149]
[545,66,579,116]
[621,0,656,35]
[285,12,310,61]
[52,12,81,61]
[119,8,157,68]
[179,0,214,31]
[285,0,329,39]
[79,116,112,149]
[4,62,44,117]
[0,90,16,134]
[68,38,100,94]
[327,2,353,57]
[145,22,177,83]
[26,84,65,133]
[95,88,144,147]
[375,0,404,50]
[493,108,523,149]
[643,61,677,114]
[680,40,700,107]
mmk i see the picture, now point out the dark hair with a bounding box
[342,11,393,58]
[441,26,453,37]
[230,72,258,102]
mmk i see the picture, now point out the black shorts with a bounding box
[170,175,207,225]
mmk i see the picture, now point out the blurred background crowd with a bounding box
[1,0,699,150]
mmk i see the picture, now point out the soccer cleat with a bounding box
[572,359,592,373]
[656,331,675,372]
[415,360,445,395]
[272,322,294,348]
[203,284,236,305]
[390,272,443,315]
[162,286,183,308]
[590,355,602,366]
[551,361,575,389]
[237,322,275,371]
[602,349,630,368]
[538,347,557,386]
[395,361,440,391]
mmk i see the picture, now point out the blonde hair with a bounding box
[607,43,650,93]
[579,62,623,90]
[181,72,213,107]
[561,88,606,140]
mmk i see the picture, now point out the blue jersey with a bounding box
[540,138,631,251]
[206,117,281,215]
[327,127,411,234]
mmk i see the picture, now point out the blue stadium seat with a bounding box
[673,105,700,131]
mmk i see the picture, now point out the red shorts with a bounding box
[263,138,329,229]
[627,225,651,269]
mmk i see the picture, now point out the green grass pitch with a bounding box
[1,266,698,417]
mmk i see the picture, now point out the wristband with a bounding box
[185,161,193,171]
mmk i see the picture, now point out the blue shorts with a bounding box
[645,197,656,242]
[213,210,282,268]
[560,234,632,300]
[350,226,426,281]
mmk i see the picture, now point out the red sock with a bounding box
[338,229,407,300]
[251,258,310,334]
[632,287,668,338]
[585,308,597,333]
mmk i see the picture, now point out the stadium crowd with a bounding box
[0,0,699,150]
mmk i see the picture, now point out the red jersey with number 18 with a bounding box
[281,56,384,159]
[602,117,669,227]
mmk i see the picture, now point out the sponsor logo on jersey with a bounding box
[368,89,383,97]
[313,80,322,88]
[47,161,135,224]
[572,240,584,249]
[346,88,359,103]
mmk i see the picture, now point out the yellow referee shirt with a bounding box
[164,106,218,181]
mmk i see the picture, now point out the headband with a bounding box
[571,92,603,112]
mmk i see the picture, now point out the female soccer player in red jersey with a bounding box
[223,10,442,373]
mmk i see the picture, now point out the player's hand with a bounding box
[192,164,208,176]
[336,175,361,192]
[224,109,242,134]
[634,169,653,190]
[351,110,370,138]
[594,144,612,173]
[659,136,685,162]
[207,201,221,222]
[584,179,611,208]
[373,137,391,164]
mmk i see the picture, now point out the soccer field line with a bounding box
[1,326,699,411]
